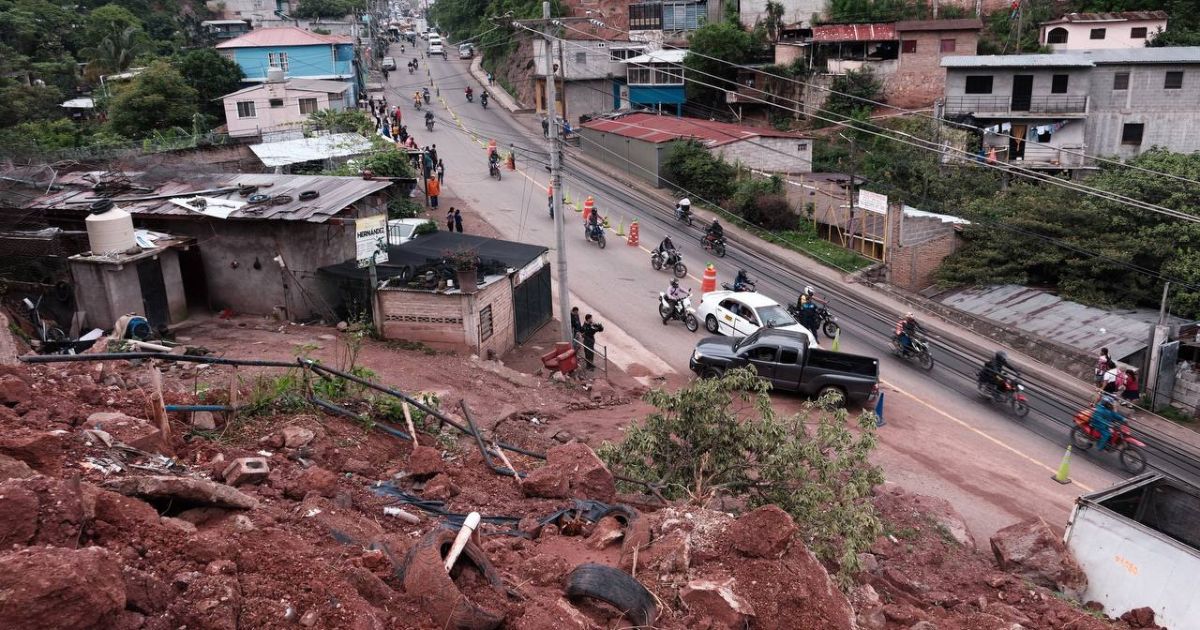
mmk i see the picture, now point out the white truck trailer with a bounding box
[1063,473,1200,628]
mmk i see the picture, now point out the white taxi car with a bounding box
[695,290,818,346]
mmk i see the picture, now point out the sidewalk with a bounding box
[468,57,529,113]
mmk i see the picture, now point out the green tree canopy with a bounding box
[177,48,245,120]
[80,4,146,52]
[295,0,363,19]
[106,59,197,138]
[683,20,756,103]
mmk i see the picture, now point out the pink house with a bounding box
[221,73,351,138]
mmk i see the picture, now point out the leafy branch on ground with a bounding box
[596,368,884,586]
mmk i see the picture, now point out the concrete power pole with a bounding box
[542,1,572,344]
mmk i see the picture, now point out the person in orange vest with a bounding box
[427,176,441,208]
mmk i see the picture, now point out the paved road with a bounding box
[376,46,1162,539]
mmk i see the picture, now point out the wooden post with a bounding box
[401,400,419,446]
[149,366,169,442]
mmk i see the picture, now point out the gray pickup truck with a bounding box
[689,329,879,404]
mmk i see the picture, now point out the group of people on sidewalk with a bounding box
[569,307,604,371]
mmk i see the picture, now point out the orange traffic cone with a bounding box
[701,264,717,294]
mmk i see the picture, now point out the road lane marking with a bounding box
[880,378,1093,493]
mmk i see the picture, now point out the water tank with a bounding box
[85,199,136,255]
[266,66,285,82]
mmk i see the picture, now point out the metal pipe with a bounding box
[460,399,522,478]
[20,352,300,368]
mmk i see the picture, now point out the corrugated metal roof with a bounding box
[938,285,1188,361]
[1073,47,1200,64]
[250,134,374,167]
[215,27,351,48]
[580,113,809,146]
[624,49,688,64]
[1042,11,1168,24]
[812,23,897,42]
[894,18,984,32]
[222,78,351,99]
[942,54,1095,68]
[945,47,1200,68]
[22,172,392,223]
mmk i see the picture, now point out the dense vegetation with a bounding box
[427,0,562,82]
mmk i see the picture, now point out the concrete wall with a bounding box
[224,84,346,138]
[578,129,665,186]
[1086,63,1200,157]
[159,249,188,323]
[887,212,962,291]
[464,275,515,358]
[565,81,617,118]
[1041,19,1167,51]
[69,252,188,330]
[888,29,979,108]
[377,275,517,355]
[533,39,617,81]
[715,136,813,174]
[945,67,1094,101]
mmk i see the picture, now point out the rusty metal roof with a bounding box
[811,23,897,42]
[20,172,392,223]
[580,112,809,147]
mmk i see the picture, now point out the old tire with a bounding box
[685,313,699,332]
[1070,426,1094,451]
[564,563,656,627]
[399,529,506,630]
[1120,445,1147,474]
[816,385,846,408]
[702,366,724,380]
[673,262,687,278]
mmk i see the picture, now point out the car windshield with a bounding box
[757,305,796,328]
[733,329,762,351]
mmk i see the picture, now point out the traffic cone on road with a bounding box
[628,220,639,246]
[701,264,717,294]
[1052,445,1073,485]
[831,331,841,352]
[616,217,625,236]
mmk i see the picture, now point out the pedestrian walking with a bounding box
[445,208,454,231]
[382,68,389,81]
[1120,369,1140,407]
[398,125,408,143]
[429,144,439,166]
[1101,359,1119,394]
[541,116,549,137]
[487,72,494,86]
[580,314,604,370]
[453,208,463,233]
[427,176,441,208]
[436,159,445,184]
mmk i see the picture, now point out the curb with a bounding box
[468,57,524,113]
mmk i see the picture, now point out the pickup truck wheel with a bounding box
[816,385,846,408]
[702,366,724,379]
[705,315,719,334]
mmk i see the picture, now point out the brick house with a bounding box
[886,207,968,291]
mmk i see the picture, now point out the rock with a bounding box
[858,552,880,574]
[232,514,256,532]
[911,493,977,550]
[84,412,170,455]
[222,457,270,486]
[987,602,1033,626]
[0,481,39,545]
[336,321,349,331]
[543,442,615,502]
[106,475,259,510]
[280,426,315,448]
[521,465,569,499]
[191,411,218,431]
[680,578,755,629]
[881,566,926,596]
[1120,606,1158,628]
[2,477,88,546]
[517,515,543,538]
[294,466,338,498]
[550,371,567,383]
[0,453,34,481]
[909,622,939,630]
[642,528,691,576]
[406,446,444,478]
[0,432,65,474]
[883,603,919,624]
[340,458,372,476]
[511,598,591,630]
[728,505,797,558]
[588,515,626,550]
[551,430,573,443]
[423,473,460,501]
[161,516,198,533]
[0,546,126,628]
[0,374,30,405]
[175,507,230,527]
[122,566,171,615]
[850,584,886,630]
[989,518,1087,597]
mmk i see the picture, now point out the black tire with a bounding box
[1119,445,1147,474]
[564,563,656,628]
[918,351,935,372]
[685,314,699,332]
[1070,426,1094,451]
[673,262,687,278]
[399,529,506,630]
[714,242,726,257]
[658,302,673,320]
[822,320,839,339]
[651,255,662,270]
[976,380,992,399]
[1012,398,1030,418]
[817,385,847,408]
[597,234,606,249]
[705,315,719,334]
[702,366,724,379]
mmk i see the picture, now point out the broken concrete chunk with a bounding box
[222,457,270,486]
[191,411,218,431]
[106,475,259,510]
[989,518,1087,598]
[680,578,755,629]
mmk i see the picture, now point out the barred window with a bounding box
[479,306,494,341]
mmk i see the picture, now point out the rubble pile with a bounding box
[0,359,1165,629]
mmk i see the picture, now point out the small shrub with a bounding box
[662,140,737,202]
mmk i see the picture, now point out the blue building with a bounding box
[621,49,687,115]
[216,27,361,102]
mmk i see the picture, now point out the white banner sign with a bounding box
[355,215,388,268]
[856,190,888,215]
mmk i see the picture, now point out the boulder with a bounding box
[910,493,977,550]
[1,476,88,546]
[0,453,34,481]
[406,446,444,478]
[521,465,569,499]
[641,528,691,577]
[423,474,460,501]
[84,412,170,455]
[511,598,591,630]
[0,374,30,405]
[850,584,886,630]
[543,442,615,502]
[0,546,126,628]
[989,518,1087,597]
[191,411,218,431]
[680,578,755,629]
[121,566,172,615]
[106,475,259,510]
[727,505,797,558]
[0,481,39,545]
[281,426,315,448]
[296,466,338,498]
[1120,606,1159,629]
[0,432,65,474]
[587,515,625,550]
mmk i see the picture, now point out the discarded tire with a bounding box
[564,563,656,627]
[298,190,320,201]
[399,529,507,630]
[271,194,293,205]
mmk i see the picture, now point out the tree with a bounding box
[106,60,197,138]
[80,4,146,53]
[763,0,784,41]
[307,108,374,135]
[661,139,737,202]
[177,49,244,120]
[295,0,362,19]
[89,26,140,76]
[0,83,64,127]
[821,68,884,122]
[683,21,755,103]
[596,368,884,585]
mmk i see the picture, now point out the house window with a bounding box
[1121,123,1144,145]
[628,3,663,30]
[1113,72,1130,90]
[1165,71,1184,89]
[628,67,652,84]
[940,38,956,53]
[479,305,494,341]
[662,1,706,31]
[964,75,993,94]
[1051,74,1069,94]
[610,47,644,61]
[268,51,289,72]
[1090,28,1106,40]
[901,40,916,54]
[575,51,587,64]
[236,101,256,118]
[1130,26,1148,38]
[269,98,284,108]
[797,142,808,152]
[1046,27,1068,44]
[298,97,319,114]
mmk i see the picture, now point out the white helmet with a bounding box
[678,198,691,207]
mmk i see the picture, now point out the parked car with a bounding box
[458,43,474,59]
[381,57,397,71]
[695,290,817,347]
[690,329,879,404]
[387,218,433,245]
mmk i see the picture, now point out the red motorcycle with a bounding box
[1070,408,1148,474]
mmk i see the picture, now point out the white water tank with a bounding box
[85,200,136,255]
[266,66,285,82]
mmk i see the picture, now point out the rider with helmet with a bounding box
[676,198,692,221]
[424,110,434,126]
[422,86,430,103]
[705,219,724,244]
[980,350,1016,389]
[480,91,489,107]
[465,86,473,100]
[895,312,924,354]
[656,235,677,264]
[665,278,690,316]
[1092,395,1127,452]
[587,205,603,239]
[733,269,752,292]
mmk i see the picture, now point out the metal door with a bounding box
[512,265,551,344]
[136,258,170,329]
[1011,75,1033,111]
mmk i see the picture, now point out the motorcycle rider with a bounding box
[412,91,422,108]
[705,219,724,245]
[895,312,924,354]
[733,269,752,292]
[586,206,603,240]
[424,110,434,128]
[796,295,820,339]
[676,197,692,221]
[665,279,689,317]
[980,350,1016,390]
[1092,395,1127,452]
[487,149,500,175]
[655,235,677,264]
[480,91,489,108]
[422,86,430,103]
[465,86,473,101]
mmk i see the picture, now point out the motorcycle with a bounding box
[488,160,502,180]
[890,334,934,371]
[466,91,474,103]
[422,90,430,104]
[721,279,757,292]
[584,221,606,249]
[1070,408,1148,474]
[425,117,434,132]
[413,99,422,111]
[659,292,699,331]
[651,250,687,278]
[976,371,1030,418]
[700,234,726,257]
[481,96,489,109]
[675,204,693,226]
[787,303,839,339]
